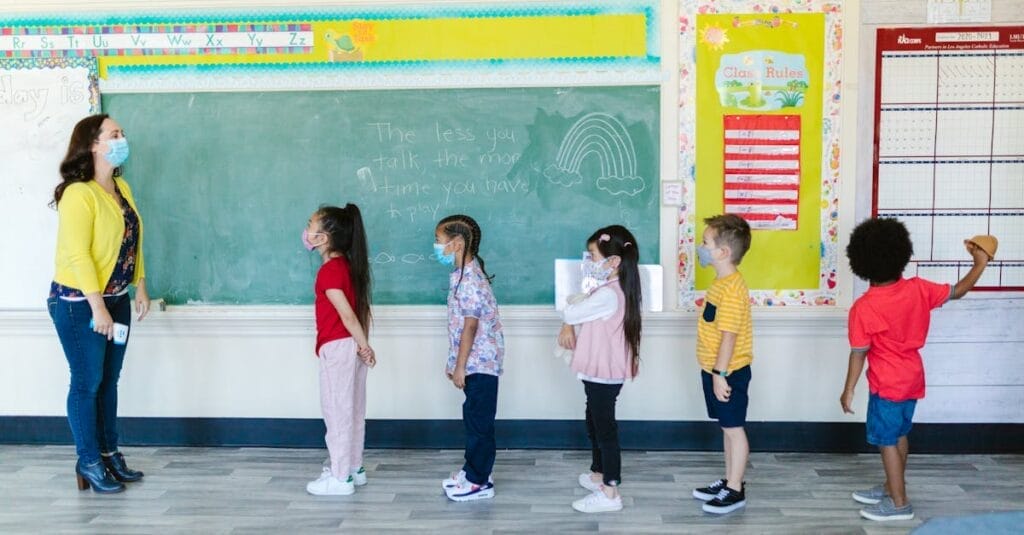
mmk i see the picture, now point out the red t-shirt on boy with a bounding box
[848,277,952,402]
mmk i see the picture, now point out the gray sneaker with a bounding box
[860,497,914,521]
[852,484,888,505]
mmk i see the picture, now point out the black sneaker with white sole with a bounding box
[702,486,746,514]
[692,478,727,501]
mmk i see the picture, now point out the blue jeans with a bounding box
[462,373,498,486]
[48,293,131,464]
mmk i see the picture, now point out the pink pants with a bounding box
[318,337,368,479]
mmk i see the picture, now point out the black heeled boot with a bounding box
[102,452,144,482]
[76,459,125,493]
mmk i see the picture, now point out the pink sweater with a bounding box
[569,282,633,381]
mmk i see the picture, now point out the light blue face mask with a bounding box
[433,242,455,266]
[103,137,130,167]
[696,245,717,268]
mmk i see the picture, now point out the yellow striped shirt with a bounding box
[696,271,753,373]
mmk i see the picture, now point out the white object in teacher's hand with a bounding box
[90,319,129,345]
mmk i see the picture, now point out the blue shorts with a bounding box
[701,365,751,428]
[866,393,917,447]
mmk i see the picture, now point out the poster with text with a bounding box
[695,13,824,291]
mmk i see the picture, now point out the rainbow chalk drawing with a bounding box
[544,112,646,197]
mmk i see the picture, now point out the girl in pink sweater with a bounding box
[557,225,643,514]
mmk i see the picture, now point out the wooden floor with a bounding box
[0,445,1021,534]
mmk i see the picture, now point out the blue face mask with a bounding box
[103,138,130,167]
[696,245,717,268]
[433,242,455,266]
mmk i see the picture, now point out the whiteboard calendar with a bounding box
[873,26,1024,291]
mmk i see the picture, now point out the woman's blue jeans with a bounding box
[48,293,130,464]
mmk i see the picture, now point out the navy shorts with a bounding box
[701,365,751,428]
[866,393,916,447]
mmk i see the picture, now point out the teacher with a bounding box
[47,114,149,494]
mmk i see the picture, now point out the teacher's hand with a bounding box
[91,307,115,340]
[135,283,151,321]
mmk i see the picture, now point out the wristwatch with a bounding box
[711,368,729,377]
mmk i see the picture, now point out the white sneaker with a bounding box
[442,469,493,490]
[442,469,466,490]
[445,480,495,502]
[578,473,602,493]
[351,467,367,486]
[572,490,623,513]
[306,474,355,496]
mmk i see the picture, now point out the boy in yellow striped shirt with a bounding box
[691,214,753,514]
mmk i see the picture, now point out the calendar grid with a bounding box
[873,27,1024,291]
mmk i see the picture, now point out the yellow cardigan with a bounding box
[53,177,145,294]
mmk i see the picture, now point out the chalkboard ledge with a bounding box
[0,306,848,338]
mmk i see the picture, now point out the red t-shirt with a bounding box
[314,256,357,355]
[848,277,951,401]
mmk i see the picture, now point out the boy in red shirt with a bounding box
[840,218,989,521]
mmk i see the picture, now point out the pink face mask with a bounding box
[302,229,322,251]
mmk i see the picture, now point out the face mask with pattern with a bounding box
[580,252,613,292]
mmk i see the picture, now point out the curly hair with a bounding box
[846,217,913,284]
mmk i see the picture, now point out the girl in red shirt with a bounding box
[303,204,376,496]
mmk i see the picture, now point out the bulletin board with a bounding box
[678,1,844,308]
[0,2,660,90]
[873,26,1024,290]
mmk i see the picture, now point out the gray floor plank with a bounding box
[0,445,1021,533]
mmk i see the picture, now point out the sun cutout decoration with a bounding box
[700,24,729,51]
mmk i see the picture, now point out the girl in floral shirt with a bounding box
[433,214,504,502]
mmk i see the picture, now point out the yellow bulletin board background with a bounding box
[694,13,824,291]
[97,14,648,74]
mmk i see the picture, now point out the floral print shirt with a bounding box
[446,259,505,377]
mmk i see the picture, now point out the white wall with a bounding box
[0,0,1020,426]
[854,0,1024,423]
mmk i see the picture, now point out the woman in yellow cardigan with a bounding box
[47,114,150,494]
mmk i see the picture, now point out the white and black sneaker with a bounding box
[693,478,728,501]
[445,480,495,502]
[702,486,746,514]
[442,469,493,491]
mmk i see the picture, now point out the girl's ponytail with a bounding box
[316,204,373,330]
[343,204,372,331]
[589,225,642,375]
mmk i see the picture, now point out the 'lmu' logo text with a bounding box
[898,34,922,45]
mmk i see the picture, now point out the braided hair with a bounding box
[436,214,493,296]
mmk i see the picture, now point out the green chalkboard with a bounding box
[104,86,659,305]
